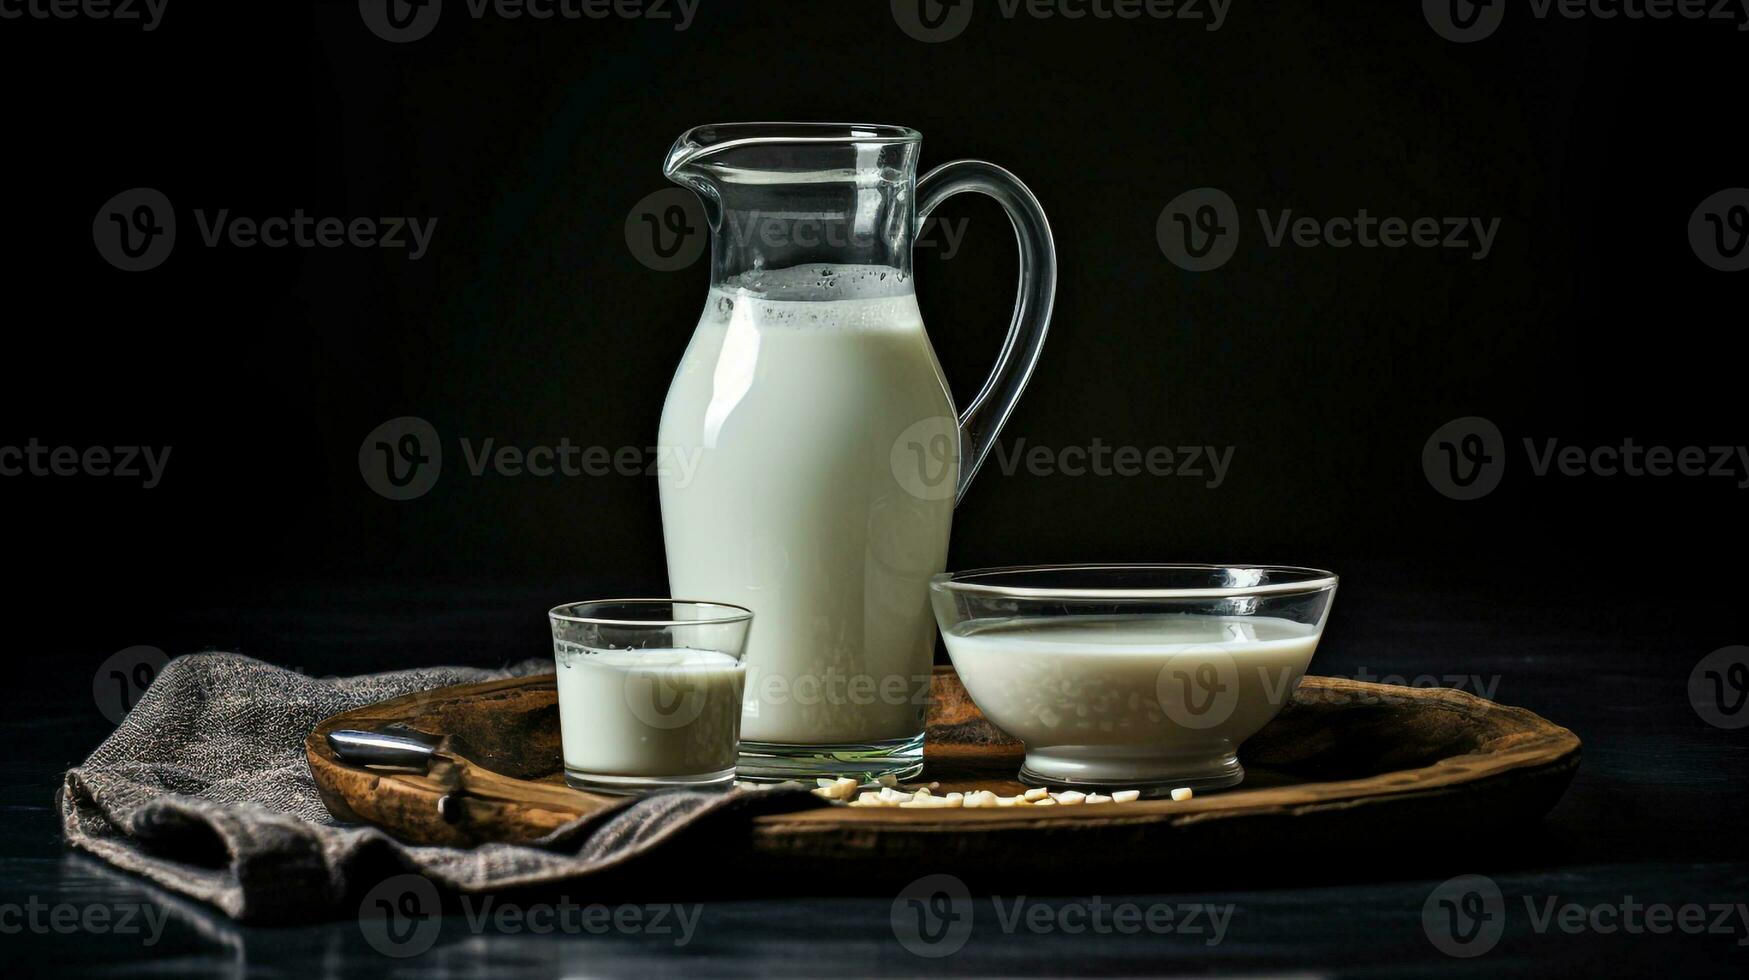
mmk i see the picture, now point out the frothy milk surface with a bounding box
[555,646,745,777]
[941,615,1322,783]
[658,265,956,745]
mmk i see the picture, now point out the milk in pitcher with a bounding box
[658,266,956,747]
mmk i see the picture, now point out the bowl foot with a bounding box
[1018,754,1244,796]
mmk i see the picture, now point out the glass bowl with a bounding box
[929,564,1338,794]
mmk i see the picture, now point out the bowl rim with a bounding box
[929,563,1339,600]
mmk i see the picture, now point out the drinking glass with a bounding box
[548,599,753,794]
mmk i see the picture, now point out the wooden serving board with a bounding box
[308,668,1579,873]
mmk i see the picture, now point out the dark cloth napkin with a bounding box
[60,653,804,923]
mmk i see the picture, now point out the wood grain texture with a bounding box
[307,668,1580,858]
[307,676,631,847]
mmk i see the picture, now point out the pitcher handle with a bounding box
[916,160,1057,506]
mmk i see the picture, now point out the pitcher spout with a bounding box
[662,123,923,286]
[663,122,921,183]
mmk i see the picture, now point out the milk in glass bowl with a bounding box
[929,565,1338,795]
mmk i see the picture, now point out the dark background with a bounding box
[3,2,1747,975]
[7,1,1743,628]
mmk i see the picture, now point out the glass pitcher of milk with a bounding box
[656,123,1055,782]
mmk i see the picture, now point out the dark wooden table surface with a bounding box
[6,571,1746,976]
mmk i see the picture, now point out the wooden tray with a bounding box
[308,668,1579,873]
